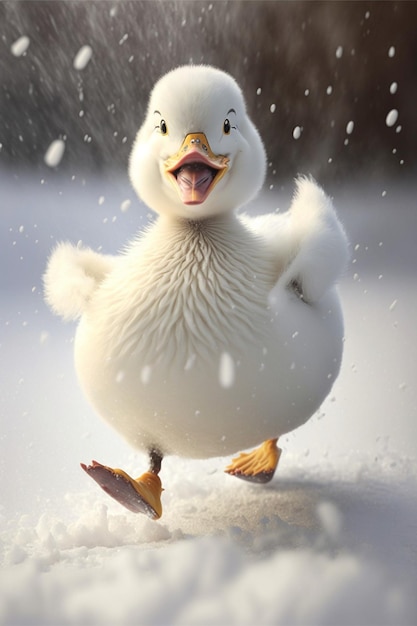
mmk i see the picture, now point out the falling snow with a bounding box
[120,199,131,213]
[292,126,302,140]
[10,35,30,57]
[115,370,125,383]
[218,352,235,388]
[141,365,152,385]
[346,120,354,135]
[385,109,399,127]
[44,139,66,167]
[73,45,93,71]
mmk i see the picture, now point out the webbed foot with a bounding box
[80,460,163,520]
[224,438,281,483]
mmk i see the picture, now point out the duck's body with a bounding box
[44,65,348,518]
[74,204,344,459]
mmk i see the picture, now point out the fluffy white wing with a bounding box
[43,242,117,321]
[242,177,349,302]
[282,177,349,302]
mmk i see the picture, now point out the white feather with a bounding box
[283,176,349,302]
[240,176,349,302]
[43,242,116,321]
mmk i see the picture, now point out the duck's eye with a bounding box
[223,118,231,135]
[159,119,168,135]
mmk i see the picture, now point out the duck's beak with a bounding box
[164,133,229,205]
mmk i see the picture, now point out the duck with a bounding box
[44,65,349,520]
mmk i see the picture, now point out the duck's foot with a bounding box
[224,438,281,484]
[80,460,163,520]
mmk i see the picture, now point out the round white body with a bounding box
[74,214,344,459]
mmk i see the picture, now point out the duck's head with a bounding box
[129,65,266,220]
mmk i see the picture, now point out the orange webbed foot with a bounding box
[224,438,281,484]
[81,459,163,520]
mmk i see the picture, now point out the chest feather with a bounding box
[91,221,275,365]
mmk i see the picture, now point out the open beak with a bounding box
[164,133,229,205]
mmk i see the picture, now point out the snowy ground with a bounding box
[1,172,417,625]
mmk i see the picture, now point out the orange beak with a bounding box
[164,133,229,205]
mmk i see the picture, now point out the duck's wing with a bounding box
[43,242,117,320]
[279,177,349,303]
[241,177,349,303]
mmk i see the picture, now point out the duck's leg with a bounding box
[224,438,281,484]
[80,449,163,520]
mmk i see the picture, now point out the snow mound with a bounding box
[1,459,417,625]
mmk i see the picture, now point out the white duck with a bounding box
[44,65,349,520]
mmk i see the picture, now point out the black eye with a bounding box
[159,119,168,135]
[223,118,231,135]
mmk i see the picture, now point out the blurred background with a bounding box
[1,0,416,183]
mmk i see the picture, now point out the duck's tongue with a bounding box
[176,163,215,205]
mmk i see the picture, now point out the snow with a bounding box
[390,82,398,95]
[219,352,235,388]
[73,45,93,71]
[120,199,131,213]
[292,126,302,140]
[345,121,354,135]
[386,109,399,128]
[44,139,66,167]
[10,35,30,57]
[140,365,152,385]
[1,174,417,625]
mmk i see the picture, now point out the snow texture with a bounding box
[1,175,417,625]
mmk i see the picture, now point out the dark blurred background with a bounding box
[1,0,416,184]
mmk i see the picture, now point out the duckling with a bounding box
[44,65,349,519]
